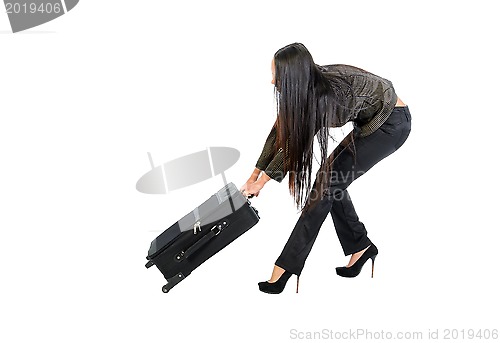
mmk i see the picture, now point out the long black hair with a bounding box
[273,43,354,209]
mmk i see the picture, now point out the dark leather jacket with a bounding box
[256,64,398,182]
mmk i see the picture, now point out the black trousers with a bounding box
[275,106,412,276]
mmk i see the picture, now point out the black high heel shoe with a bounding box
[258,270,299,294]
[336,244,378,278]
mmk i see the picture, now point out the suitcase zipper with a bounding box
[193,206,201,234]
[193,221,201,234]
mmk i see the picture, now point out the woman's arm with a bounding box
[255,121,278,171]
[240,120,287,197]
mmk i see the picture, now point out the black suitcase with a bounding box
[145,182,260,293]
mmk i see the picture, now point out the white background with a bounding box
[1,1,499,342]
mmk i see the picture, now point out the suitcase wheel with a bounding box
[162,285,170,293]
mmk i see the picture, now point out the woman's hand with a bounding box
[240,171,271,198]
[240,180,254,197]
[242,180,264,198]
[240,168,261,195]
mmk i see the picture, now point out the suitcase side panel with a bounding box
[146,183,247,259]
[185,202,259,269]
[147,222,181,258]
[151,202,259,283]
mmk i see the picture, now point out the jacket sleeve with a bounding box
[255,122,288,182]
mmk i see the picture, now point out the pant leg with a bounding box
[274,176,335,276]
[330,106,411,255]
[275,106,412,275]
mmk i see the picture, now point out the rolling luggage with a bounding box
[145,182,260,293]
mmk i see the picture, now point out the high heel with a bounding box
[336,244,378,278]
[258,271,299,294]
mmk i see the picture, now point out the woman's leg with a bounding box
[272,106,411,277]
[273,177,338,276]
[331,106,412,257]
[273,139,361,276]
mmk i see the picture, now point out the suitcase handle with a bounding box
[177,220,229,261]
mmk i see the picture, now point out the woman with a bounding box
[240,43,411,294]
